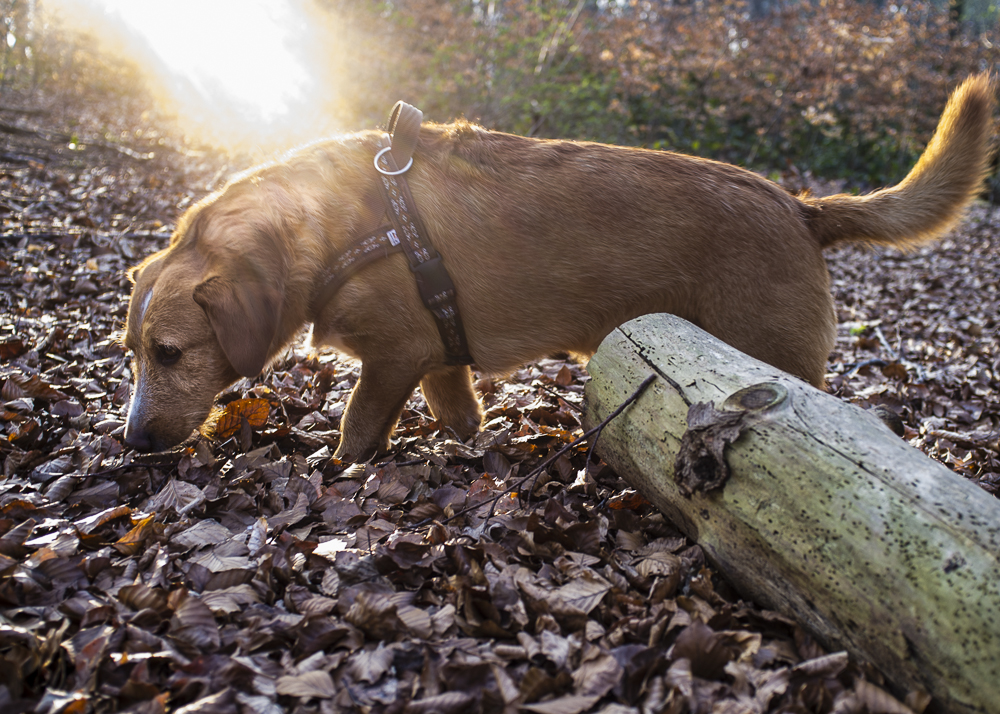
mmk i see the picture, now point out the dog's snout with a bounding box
[124,382,159,451]
[123,423,154,451]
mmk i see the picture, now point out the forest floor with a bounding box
[0,68,997,714]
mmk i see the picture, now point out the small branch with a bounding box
[0,120,44,138]
[843,358,888,378]
[537,384,584,413]
[0,105,49,116]
[0,120,155,160]
[408,373,657,531]
[926,429,999,452]
[1,229,171,242]
[534,0,587,75]
[873,325,900,362]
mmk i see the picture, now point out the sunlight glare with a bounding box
[48,0,334,151]
[94,0,313,123]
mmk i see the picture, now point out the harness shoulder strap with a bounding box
[376,107,474,366]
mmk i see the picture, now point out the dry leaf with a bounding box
[114,515,160,556]
[522,694,602,714]
[348,645,395,684]
[854,680,915,714]
[215,398,270,439]
[147,479,206,514]
[275,670,336,699]
[169,594,221,653]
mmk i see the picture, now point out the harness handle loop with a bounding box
[386,101,423,163]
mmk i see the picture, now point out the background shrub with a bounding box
[326,0,999,187]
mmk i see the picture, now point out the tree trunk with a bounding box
[583,314,1000,714]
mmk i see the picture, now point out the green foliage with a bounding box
[330,0,999,186]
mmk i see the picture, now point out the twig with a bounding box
[873,325,900,362]
[76,451,182,478]
[380,458,426,468]
[1,229,171,242]
[0,120,155,160]
[926,428,999,451]
[537,384,584,413]
[409,373,657,532]
[843,358,888,378]
[0,120,43,138]
[534,0,586,75]
[0,105,48,116]
[519,372,655,511]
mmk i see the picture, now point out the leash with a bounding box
[311,102,474,366]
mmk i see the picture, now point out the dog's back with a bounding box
[399,74,994,385]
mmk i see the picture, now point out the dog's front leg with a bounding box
[420,365,482,440]
[336,361,423,463]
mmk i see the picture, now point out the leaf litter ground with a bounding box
[1,78,997,714]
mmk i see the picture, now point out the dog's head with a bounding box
[122,187,292,451]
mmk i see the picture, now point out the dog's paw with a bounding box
[334,442,379,464]
[448,413,482,441]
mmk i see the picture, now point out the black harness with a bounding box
[310,103,473,366]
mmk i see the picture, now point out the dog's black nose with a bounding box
[123,425,154,451]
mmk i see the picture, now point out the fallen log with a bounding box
[583,314,1000,714]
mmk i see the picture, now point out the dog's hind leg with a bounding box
[420,365,483,441]
[336,361,423,463]
[703,293,836,389]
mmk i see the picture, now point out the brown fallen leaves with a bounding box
[214,398,272,441]
[825,204,1000,495]
[0,318,922,714]
[0,343,927,713]
[673,403,750,497]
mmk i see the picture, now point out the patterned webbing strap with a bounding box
[310,226,405,312]
[310,102,474,366]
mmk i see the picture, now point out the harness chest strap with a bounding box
[311,225,406,306]
[310,103,474,366]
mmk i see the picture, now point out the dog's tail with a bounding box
[804,73,995,249]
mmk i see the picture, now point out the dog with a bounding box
[123,74,995,461]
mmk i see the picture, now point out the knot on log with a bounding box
[674,383,787,496]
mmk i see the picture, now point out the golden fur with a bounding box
[123,74,995,461]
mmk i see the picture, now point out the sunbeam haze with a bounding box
[44,0,346,152]
[94,0,313,123]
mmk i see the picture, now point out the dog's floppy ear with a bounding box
[193,271,283,377]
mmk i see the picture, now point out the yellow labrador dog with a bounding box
[123,75,995,461]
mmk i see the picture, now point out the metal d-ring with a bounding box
[374,146,413,176]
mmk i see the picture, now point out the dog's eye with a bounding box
[157,344,182,366]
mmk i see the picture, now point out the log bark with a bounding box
[583,313,1000,714]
